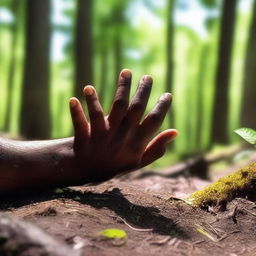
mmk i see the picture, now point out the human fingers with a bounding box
[139,129,178,168]
[138,93,172,143]
[83,86,106,137]
[69,97,89,146]
[123,75,152,128]
[108,69,132,128]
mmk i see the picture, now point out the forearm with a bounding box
[0,137,79,194]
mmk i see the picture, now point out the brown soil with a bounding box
[1,168,256,256]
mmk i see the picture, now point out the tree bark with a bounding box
[240,0,256,128]
[20,0,51,139]
[211,0,238,144]
[74,0,93,102]
[165,0,176,128]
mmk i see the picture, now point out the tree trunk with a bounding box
[74,0,93,102]
[196,44,209,151]
[240,0,256,128]
[113,33,122,79]
[4,0,21,132]
[111,1,127,86]
[211,0,238,144]
[99,33,108,105]
[165,0,176,128]
[20,0,51,139]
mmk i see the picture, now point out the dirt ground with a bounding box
[1,165,256,256]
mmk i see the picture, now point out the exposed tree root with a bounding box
[186,162,256,208]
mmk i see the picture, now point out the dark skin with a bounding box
[0,69,178,194]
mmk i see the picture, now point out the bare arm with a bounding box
[0,137,77,193]
[0,69,178,194]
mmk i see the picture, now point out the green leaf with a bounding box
[99,228,127,239]
[234,128,256,144]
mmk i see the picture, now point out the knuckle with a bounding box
[118,80,129,87]
[129,141,143,153]
[113,98,128,110]
[91,110,103,120]
[74,119,84,126]
[160,99,171,110]
[148,113,162,124]
[73,108,83,116]
[159,99,170,108]
[140,81,152,91]
[130,102,144,113]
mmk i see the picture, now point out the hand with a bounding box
[69,69,178,183]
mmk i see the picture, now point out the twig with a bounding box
[149,236,171,245]
[117,217,153,232]
[243,208,256,216]
[217,230,240,242]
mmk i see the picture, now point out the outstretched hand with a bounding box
[69,69,178,183]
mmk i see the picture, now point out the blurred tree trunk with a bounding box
[165,0,175,128]
[111,1,127,82]
[240,0,256,128]
[4,0,21,132]
[196,44,208,151]
[113,33,122,80]
[98,18,108,105]
[20,0,51,139]
[99,44,108,102]
[74,0,93,102]
[211,0,238,144]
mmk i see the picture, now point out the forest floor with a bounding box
[1,161,256,256]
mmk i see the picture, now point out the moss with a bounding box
[186,162,256,207]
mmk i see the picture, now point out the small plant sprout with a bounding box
[235,127,256,145]
[99,228,127,246]
[99,228,127,240]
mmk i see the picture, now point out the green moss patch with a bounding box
[186,162,256,207]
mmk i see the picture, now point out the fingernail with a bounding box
[160,93,172,101]
[142,75,152,84]
[83,86,94,96]
[167,130,178,143]
[121,69,132,79]
[69,98,77,108]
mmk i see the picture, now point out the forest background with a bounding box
[0,0,255,168]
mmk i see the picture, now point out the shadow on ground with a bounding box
[0,187,187,238]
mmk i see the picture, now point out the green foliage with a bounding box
[0,0,12,8]
[234,128,256,145]
[199,0,219,9]
[0,0,255,165]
